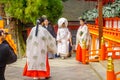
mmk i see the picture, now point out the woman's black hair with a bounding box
[35,17,45,37]
[80,18,85,22]
[79,18,87,24]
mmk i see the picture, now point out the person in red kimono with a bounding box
[23,17,57,79]
[76,18,91,62]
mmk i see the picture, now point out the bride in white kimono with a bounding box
[57,18,71,59]
[23,17,57,79]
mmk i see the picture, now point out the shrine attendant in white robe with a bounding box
[57,18,71,59]
[23,17,57,79]
[76,18,91,62]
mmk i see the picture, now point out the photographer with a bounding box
[0,30,10,80]
[0,30,17,80]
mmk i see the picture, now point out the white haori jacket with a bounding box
[26,25,57,71]
[76,24,91,49]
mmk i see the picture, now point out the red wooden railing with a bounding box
[81,38,120,64]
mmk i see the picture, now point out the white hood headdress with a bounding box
[58,17,68,28]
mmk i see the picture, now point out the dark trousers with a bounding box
[0,66,6,80]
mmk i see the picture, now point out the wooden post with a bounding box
[98,0,103,49]
[108,40,112,51]
[100,37,106,60]
[107,57,116,80]
[91,35,96,50]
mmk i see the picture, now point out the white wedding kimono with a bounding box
[57,27,71,56]
[76,24,91,49]
[26,25,57,71]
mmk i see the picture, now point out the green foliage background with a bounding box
[1,0,63,24]
[0,0,64,57]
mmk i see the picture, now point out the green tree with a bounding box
[4,0,63,24]
[0,0,63,57]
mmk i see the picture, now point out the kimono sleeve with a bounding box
[75,29,80,50]
[26,27,35,57]
[46,31,57,54]
[76,28,80,45]
[67,28,71,40]
[26,27,34,43]
[56,29,60,41]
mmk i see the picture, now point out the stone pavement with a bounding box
[89,59,120,80]
[5,56,101,80]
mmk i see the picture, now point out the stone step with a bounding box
[89,62,106,80]
[90,59,120,80]
[100,59,120,78]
